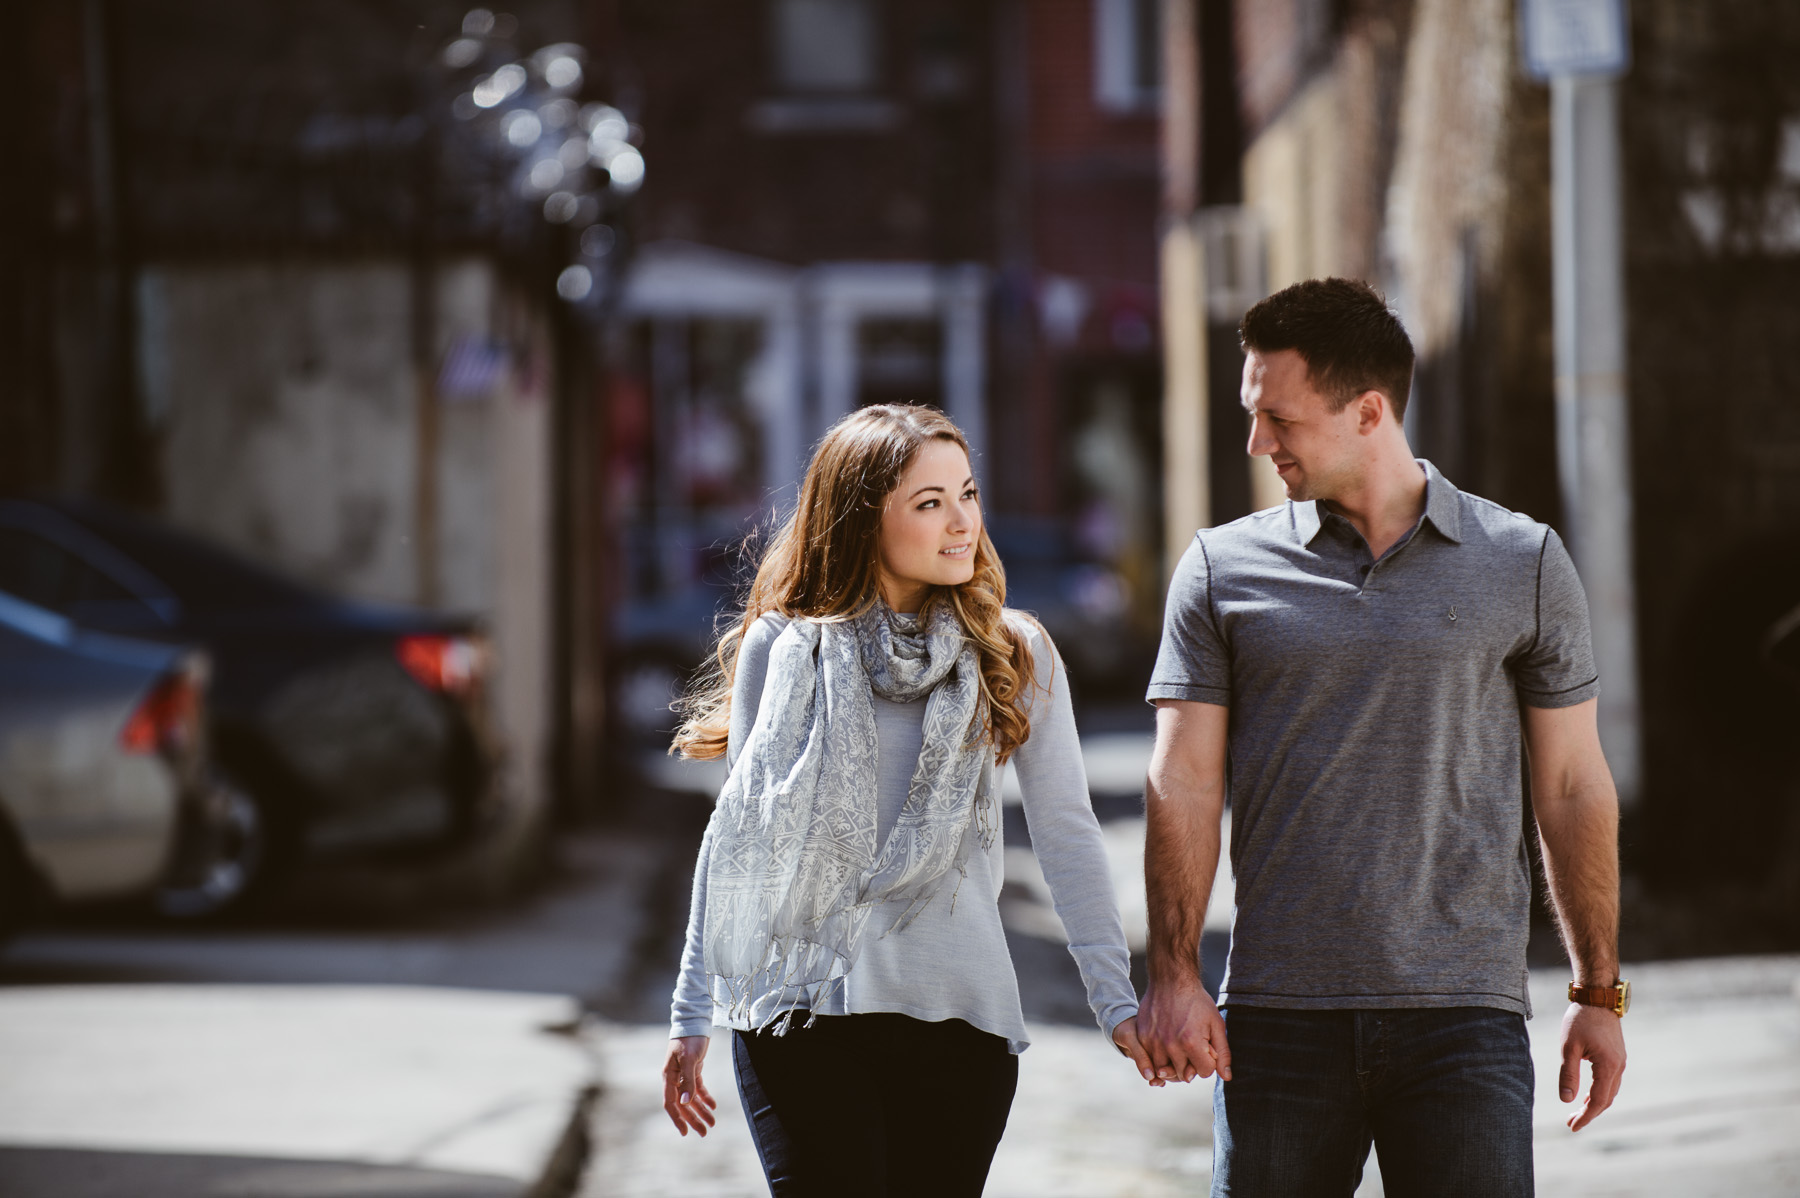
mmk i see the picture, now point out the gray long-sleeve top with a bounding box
[669,610,1139,1054]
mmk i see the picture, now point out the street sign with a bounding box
[1521,0,1630,79]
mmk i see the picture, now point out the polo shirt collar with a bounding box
[1292,496,1325,545]
[1288,459,1464,547]
[1419,459,1464,543]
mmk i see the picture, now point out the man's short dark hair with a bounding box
[1239,278,1416,421]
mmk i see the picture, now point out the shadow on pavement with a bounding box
[0,1146,518,1198]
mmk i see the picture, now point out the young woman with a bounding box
[663,404,1151,1196]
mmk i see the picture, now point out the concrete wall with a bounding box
[1384,0,1510,363]
[1381,0,1560,521]
[1238,72,1350,510]
[140,265,421,603]
[1229,0,1558,520]
[136,258,554,843]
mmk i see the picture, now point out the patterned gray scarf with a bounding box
[702,601,996,1028]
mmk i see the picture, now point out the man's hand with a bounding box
[662,1036,718,1137]
[1559,1003,1626,1131]
[1138,973,1232,1084]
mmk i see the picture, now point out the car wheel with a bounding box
[155,772,283,920]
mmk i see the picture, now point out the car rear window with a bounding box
[52,504,323,609]
[0,525,66,610]
[0,525,169,630]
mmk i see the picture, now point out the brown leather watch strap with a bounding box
[1567,980,1630,1016]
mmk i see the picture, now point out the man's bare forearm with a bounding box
[1144,704,1228,985]
[1535,774,1620,984]
[1526,703,1622,986]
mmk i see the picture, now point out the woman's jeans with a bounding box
[733,1012,1018,1198]
[1213,1005,1535,1198]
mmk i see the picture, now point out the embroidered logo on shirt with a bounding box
[1448,604,1458,622]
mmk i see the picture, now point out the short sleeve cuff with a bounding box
[1145,682,1231,706]
[1517,677,1601,710]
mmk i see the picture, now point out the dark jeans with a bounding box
[1213,1005,1535,1198]
[732,1012,1018,1198]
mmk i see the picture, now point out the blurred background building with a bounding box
[4,0,1798,950]
[600,0,1170,741]
[1154,0,1800,944]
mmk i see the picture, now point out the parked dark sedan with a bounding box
[0,498,496,916]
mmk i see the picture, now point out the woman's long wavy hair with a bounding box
[673,404,1037,764]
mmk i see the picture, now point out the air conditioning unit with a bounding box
[1194,207,1266,325]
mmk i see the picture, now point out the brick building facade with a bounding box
[598,0,1170,715]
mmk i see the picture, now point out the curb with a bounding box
[523,1082,601,1198]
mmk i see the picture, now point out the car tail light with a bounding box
[396,634,483,696]
[121,664,204,756]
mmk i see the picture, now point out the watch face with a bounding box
[1617,979,1632,1015]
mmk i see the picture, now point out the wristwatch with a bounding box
[1567,979,1631,1017]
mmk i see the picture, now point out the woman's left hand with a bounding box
[662,1036,720,1137]
[1112,1015,1164,1087]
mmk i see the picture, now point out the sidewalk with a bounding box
[0,984,597,1197]
[580,955,1800,1197]
[1526,955,1800,1197]
[0,985,597,1187]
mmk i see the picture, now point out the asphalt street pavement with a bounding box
[3,727,1798,1196]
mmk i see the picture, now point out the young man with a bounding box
[1138,278,1627,1195]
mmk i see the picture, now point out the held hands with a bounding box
[1135,975,1232,1086]
[1112,1016,1160,1085]
[662,1036,719,1137]
[1559,1003,1626,1131]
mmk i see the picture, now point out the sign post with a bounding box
[1522,0,1641,807]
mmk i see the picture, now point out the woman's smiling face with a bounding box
[877,438,980,613]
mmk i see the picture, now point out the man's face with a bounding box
[1241,348,1365,503]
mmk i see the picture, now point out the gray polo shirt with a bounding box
[1147,460,1599,1016]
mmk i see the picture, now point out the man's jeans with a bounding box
[1213,1005,1534,1197]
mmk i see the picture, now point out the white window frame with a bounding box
[620,243,806,505]
[1094,0,1162,114]
[621,248,988,499]
[809,262,987,476]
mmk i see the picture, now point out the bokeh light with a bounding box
[543,191,579,223]
[443,38,483,69]
[473,62,527,108]
[557,136,588,170]
[540,98,577,129]
[580,224,615,257]
[527,158,565,191]
[582,104,629,142]
[544,56,582,90]
[556,264,593,301]
[606,146,645,192]
[502,109,542,148]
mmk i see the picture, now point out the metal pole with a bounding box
[1551,73,1641,807]
[1160,0,1210,574]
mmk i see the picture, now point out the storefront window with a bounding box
[771,0,879,94]
[617,317,767,605]
[857,317,942,409]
